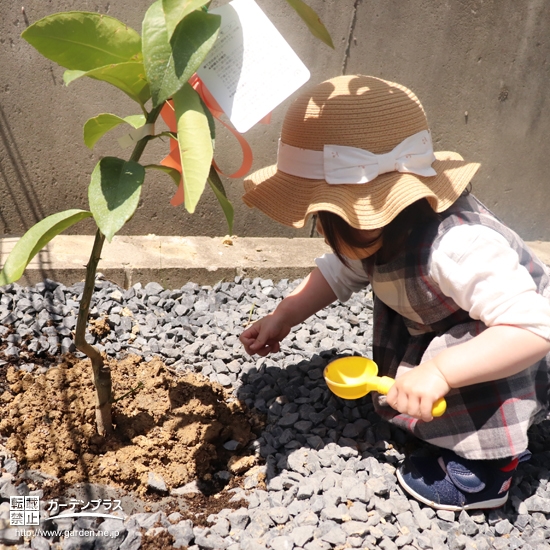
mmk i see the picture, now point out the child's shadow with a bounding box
[235,350,412,480]
[236,351,550,523]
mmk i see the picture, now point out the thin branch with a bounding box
[73,101,165,437]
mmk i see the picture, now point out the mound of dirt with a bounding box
[0,355,264,496]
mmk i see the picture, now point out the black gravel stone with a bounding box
[1,274,549,550]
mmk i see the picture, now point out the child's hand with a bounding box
[240,313,292,356]
[239,268,337,357]
[386,361,451,422]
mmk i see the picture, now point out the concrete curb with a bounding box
[0,236,332,288]
[1,236,549,289]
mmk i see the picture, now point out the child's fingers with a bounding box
[395,391,412,416]
[262,340,280,354]
[419,397,436,422]
[240,327,263,352]
[407,395,422,419]
[240,340,256,355]
[239,332,254,345]
[255,346,271,357]
[397,393,435,422]
[241,324,260,340]
[241,332,276,356]
[386,385,398,411]
[239,334,256,352]
[248,327,275,351]
[245,338,281,357]
[252,340,276,357]
[393,390,425,420]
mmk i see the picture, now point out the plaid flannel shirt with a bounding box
[363,194,550,459]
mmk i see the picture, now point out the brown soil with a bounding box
[140,529,176,549]
[0,354,264,497]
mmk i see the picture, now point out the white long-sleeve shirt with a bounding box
[315,224,550,341]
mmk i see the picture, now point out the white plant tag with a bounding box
[197,0,310,133]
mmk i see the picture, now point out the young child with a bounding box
[239,75,550,511]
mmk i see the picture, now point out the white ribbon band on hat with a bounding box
[276,129,438,184]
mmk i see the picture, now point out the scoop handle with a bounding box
[375,376,447,417]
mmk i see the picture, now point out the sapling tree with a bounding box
[0,0,333,437]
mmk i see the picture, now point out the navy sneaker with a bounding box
[396,449,531,511]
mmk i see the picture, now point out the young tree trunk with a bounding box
[74,230,113,436]
[73,104,163,437]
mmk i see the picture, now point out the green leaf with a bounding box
[89,157,145,241]
[162,0,207,40]
[144,164,181,187]
[173,83,213,213]
[124,114,148,128]
[63,69,86,85]
[200,95,216,143]
[142,0,220,107]
[63,62,151,106]
[21,11,142,71]
[285,0,334,48]
[207,166,234,235]
[83,113,146,149]
[0,210,92,286]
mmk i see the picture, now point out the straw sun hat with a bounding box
[242,75,480,230]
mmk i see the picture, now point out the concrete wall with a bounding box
[1,0,549,241]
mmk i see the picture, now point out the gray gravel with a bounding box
[1,275,550,549]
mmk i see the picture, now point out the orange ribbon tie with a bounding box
[160,75,270,207]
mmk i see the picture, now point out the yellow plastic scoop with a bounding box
[323,356,446,417]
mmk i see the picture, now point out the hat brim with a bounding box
[243,151,481,230]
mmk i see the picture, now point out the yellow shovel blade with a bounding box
[323,356,379,399]
[323,356,446,416]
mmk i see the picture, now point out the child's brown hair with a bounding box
[317,198,441,266]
